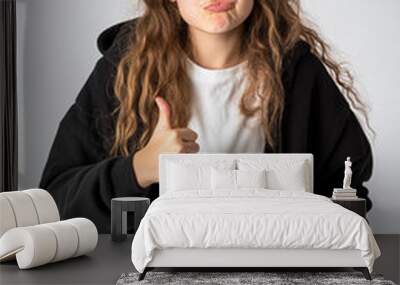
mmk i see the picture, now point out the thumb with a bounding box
[155,97,171,130]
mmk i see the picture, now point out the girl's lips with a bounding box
[204,1,235,13]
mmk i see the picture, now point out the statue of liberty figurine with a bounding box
[343,157,353,189]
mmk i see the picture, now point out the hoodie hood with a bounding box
[97,18,137,66]
[97,17,312,88]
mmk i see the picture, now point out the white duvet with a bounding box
[131,190,380,273]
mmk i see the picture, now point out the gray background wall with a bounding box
[16,0,400,234]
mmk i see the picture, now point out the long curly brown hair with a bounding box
[111,0,372,156]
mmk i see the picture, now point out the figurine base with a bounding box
[333,188,356,192]
[332,188,358,200]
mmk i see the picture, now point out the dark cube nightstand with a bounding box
[331,198,366,218]
[111,197,150,242]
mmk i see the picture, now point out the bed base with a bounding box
[138,267,371,281]
[138,248,372,281]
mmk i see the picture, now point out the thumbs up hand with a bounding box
[154,97,172,131]
[133,97,200,188]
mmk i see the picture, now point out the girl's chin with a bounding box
[200,18,237,33]
[211,20,228,31]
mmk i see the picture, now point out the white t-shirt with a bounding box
[186,57,266,153]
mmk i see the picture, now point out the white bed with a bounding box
[131,154,380,280]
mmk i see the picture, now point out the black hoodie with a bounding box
[39,18,373,233]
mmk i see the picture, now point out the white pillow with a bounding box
[266,165,307,191]
[236,169,267,189]
[211,168,236,190]
[237,159,309,192]
[166,160,235,192]
[211,168,268,190]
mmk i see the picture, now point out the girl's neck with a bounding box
[186,25,245,70]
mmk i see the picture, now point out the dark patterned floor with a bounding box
[120,234,400,285]
[117,271,396,285]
